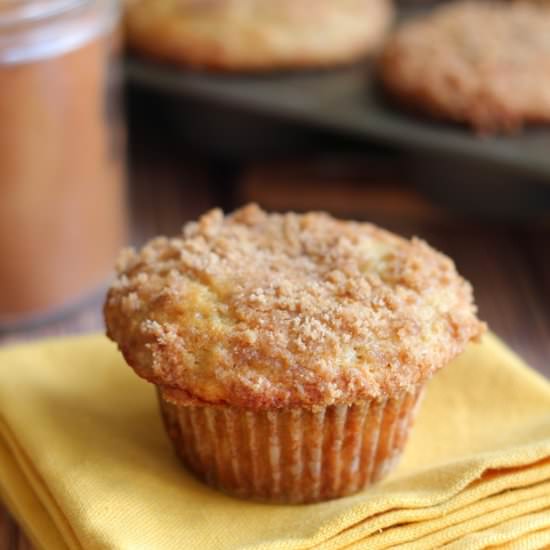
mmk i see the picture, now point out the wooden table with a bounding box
[1,128,549,548]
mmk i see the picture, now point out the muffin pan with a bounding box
[126,53,550,183]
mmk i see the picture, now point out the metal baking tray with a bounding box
[126,55,550,183]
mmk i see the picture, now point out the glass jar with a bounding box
[0,0,126,326]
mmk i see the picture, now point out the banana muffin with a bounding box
[104,204,485,502]
[125,0,393,71]
[380,1,550,133]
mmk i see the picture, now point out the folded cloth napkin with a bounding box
[1,333,549,550]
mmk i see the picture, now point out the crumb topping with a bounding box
[125,0,392,70]
[381,1,550,133]
[105,204,485,409]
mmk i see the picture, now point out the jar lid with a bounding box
[0,0,119,63]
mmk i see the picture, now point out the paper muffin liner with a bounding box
[158,387,425,503]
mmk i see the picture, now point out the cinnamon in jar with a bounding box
[0,0,127,325]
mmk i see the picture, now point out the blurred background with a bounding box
[0,0,549,379]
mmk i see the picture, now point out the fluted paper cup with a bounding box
[158,387,424,503]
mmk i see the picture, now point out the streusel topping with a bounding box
[105,204,485,409]
[381,1,550,133]
[126,0,392,71]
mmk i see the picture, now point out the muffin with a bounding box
[104,204,485,503]
[380,1,550,134]
[125,0,393,71]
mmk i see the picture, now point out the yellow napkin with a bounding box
[1,333,549,550]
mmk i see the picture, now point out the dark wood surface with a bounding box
[1,137,549,548]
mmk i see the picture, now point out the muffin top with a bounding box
[380,1,550,133]
[105,204,485,409]
[125,0,392,70]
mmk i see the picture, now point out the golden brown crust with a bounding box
[125,0,393,71]
[104,204,485,410]
[380,1,550,134]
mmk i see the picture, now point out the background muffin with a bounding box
[125,0,393,71]
[380,0,550,134]
[105,204,485,502]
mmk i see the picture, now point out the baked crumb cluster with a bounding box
[105,204,485,409]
